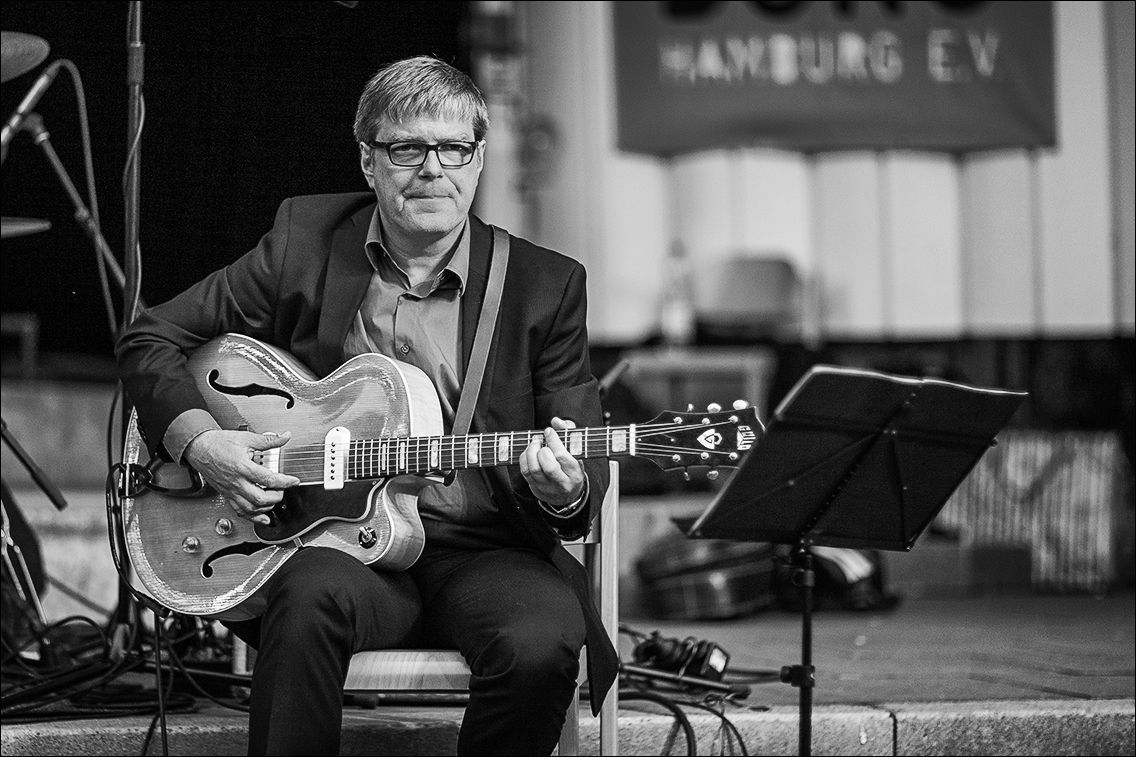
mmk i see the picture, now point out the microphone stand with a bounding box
[15,109,148,665]
[17,115,128,294]
[111,0,146,664]
[1,420,64,665]
[123,1,143,326]
[1,418,69,514]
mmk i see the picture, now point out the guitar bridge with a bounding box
[324,426,351,490]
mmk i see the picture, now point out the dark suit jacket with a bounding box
[115,192,617,713]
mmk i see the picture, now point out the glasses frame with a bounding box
[364,139,481,168]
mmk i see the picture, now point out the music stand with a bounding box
[674,365,1027,756]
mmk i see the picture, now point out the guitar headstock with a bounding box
[633,402,761,477]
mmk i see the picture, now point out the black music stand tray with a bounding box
[674,365,1027,756]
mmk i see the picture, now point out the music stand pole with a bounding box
[779,541,816,756]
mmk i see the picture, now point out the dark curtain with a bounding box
[1,1,470,361]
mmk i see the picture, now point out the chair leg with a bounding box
[556,684,580,755]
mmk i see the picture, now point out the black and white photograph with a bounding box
[1,2,1132,755]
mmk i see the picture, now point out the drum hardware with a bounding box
[0,217,50,239]
[0,31,49,84]
[1,416,68,666]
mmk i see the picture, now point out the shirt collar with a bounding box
[364,208,469,295]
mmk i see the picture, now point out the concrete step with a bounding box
[2,699,1133,756]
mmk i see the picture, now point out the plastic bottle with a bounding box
[659,240,696,346]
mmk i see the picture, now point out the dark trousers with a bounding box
[226,545,586,756]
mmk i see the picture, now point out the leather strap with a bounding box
[453,226,509,435]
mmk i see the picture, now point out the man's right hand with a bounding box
[183,429,301,525]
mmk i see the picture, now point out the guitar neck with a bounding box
[278,425,637,483]
[348,425,634,479]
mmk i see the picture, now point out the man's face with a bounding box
[360,114,483,243]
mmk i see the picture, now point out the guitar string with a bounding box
[261,421,739,462]
[255,421,747,479]
[263,422,741,460]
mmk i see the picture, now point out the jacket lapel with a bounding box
[317,202,375,374]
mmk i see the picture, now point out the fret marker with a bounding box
[430,438,440,470]
[497,435,510,462]
[467,438,479,464]
[611,429,627,454]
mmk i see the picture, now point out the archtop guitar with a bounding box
[120,333,761,620]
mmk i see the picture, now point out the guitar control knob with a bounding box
[182,536,201,553]
[358,526,377,549]
[215,518,234,536]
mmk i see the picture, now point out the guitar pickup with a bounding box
[324,427,351,490]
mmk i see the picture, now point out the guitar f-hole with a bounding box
[207,368,296,408]
[202,541,275,578]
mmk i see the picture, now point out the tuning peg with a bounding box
[733,399,749,410]
[707,469,719,481]
[682,468,691,481]
[686,403,694,412]
[707,402,721,413]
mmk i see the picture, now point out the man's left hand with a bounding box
[519,417,585,508]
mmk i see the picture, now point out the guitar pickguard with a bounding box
[254,481,375,544]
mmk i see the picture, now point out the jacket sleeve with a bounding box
[521,261,610,541]
[115,198,293,457]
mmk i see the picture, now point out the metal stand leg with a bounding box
[780,541,815,757]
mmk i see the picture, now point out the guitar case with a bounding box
[634,530,776,620]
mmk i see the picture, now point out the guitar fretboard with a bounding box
[268,413,753,485]
[274,424,637,483]
[346,426,633,479]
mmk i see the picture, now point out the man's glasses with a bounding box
[365,140,480,168]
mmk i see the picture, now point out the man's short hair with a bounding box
[354,56,490,144]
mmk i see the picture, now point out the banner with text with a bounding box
[613,1,1056,154]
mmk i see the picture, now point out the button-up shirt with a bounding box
[162,209,586,549]
[344,210,513,548]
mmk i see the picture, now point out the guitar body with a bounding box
[121,333,443,620]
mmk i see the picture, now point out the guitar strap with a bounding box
[452,225,510,435]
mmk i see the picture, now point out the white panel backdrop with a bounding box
[498,1,1129,344]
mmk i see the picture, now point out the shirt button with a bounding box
[400,344,410,354]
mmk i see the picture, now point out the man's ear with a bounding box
[359,143,376,189]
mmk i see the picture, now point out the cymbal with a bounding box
[1,217,51,239]
[1,31,50,83]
